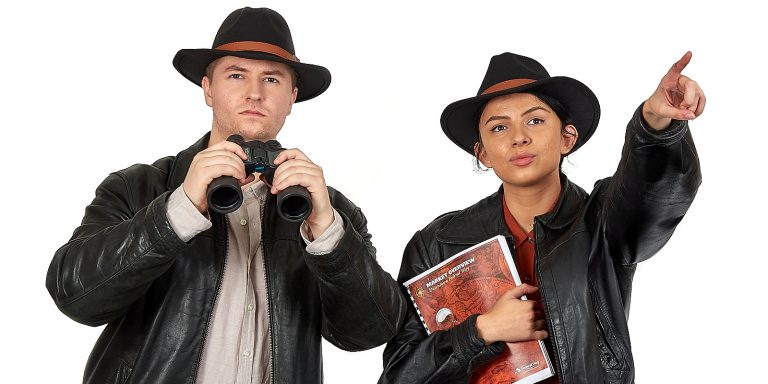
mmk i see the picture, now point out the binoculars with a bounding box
[206,135,312,222]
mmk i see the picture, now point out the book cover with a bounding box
[403,235,554,384]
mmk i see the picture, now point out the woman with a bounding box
[379,52,703,383]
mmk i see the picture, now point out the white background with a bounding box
[1,0,765,382]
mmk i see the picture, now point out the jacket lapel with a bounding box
[436,174,587,245]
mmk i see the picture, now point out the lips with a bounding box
[510,153,535,166]
[240,109,265,117]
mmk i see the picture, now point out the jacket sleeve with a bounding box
[596,103,702,266]
[46,170,189,326]
[378,231,505,384]
[301,188,408,351]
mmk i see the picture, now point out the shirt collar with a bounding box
[501,194,558,247]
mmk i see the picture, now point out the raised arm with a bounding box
[598,51,704,266]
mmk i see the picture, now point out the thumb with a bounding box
[506,283,538,299]
[654,103,696,121]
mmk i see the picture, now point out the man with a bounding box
[46,7,406,383]
[379,52,703,383]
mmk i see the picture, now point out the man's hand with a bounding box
[182,141,255,213]
[270,149,334,238]
[643,51,706,130]
[475,284,548,344]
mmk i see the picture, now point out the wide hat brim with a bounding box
[173,49,331,103]
[440,76,600,155]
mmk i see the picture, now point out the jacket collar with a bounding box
[436,174,587,244]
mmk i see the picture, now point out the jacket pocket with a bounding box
[594,318,624,381]
[590,291,628,382]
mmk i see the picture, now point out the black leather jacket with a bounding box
[46,133,407,384]
[380,106,701,384]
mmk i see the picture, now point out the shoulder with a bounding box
[95,155,175,212]
[111,155,174,187]
[419,210,461,238]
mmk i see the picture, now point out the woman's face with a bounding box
[476,93,577,189]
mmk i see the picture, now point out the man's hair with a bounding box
[204,57,298,88]
[473,91,576,172]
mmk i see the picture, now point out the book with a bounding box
[403,235,555,384]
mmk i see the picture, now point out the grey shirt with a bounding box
[166,181,345,383]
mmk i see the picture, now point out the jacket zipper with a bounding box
[261,202,276,384]
[192,215,229,383]
[533,219,564,383]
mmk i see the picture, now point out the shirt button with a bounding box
[524,276,531,282]
[243,350,251,357]
[246,304,254,311]
[240,219,247,226]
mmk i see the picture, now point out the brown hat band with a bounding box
[215,41,300,62]
[481,78,536,95]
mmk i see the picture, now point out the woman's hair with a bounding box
[473,91,576,172]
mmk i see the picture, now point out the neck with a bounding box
[208,127,277,148]
[208,129,226,148]
[502,173,562,233]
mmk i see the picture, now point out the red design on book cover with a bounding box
[404,235,554,384]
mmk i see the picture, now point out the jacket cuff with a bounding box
[631,102,689,146]
[301,208,345,255]
[147,190,192,256]
[450,314,505,373]
[166,186,212,242]
[301,208,363,275]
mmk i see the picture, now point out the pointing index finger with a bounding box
[668,51,693,76]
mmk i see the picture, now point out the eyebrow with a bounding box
[224,65,249,72]
[262,70,287,78]
[224,66,287,78]
[483,106,551,125]
[522,106,551,116]
[484,115,510,125]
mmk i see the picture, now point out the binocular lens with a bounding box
[277,186,312,222]
[207,178,312,222]
[208,176,243,214]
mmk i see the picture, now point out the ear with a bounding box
[202,76,214,107]
[561,124,578,155]
[474,141,492,168]
[286,86,298,116]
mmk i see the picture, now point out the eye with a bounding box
[264,77,279,84]
[228,73,244,79]
[490,124,507,132]
[527,117,544,125]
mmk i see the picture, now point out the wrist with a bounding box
[306,210,334,240]
[475,314,495,345]
[642,100,672,131]
[182,183,207,213]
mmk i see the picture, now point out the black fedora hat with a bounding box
[440,52,600,155]
[173,7,331,102]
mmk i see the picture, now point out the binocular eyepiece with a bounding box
[206,135,312,222]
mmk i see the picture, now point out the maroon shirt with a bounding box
[503,197,560,384]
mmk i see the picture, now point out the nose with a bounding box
[510,127,530,147]
[246,79,263,101]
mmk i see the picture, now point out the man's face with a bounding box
[477,93,577,189]
[202,56,298,143]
